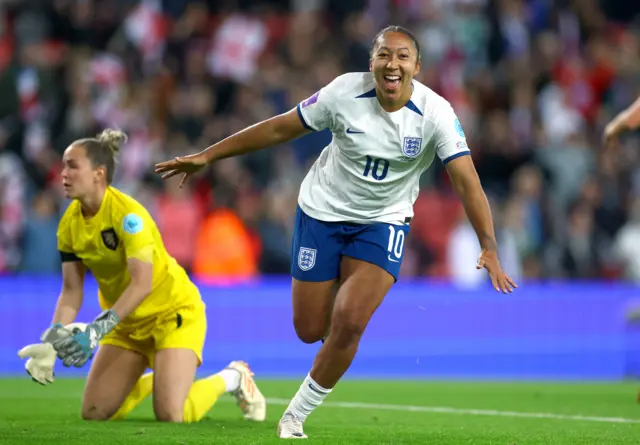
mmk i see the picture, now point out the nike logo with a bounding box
[308,383,325,394]
[346,127,365,134]
[388,255,400,263]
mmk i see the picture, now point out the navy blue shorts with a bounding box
[291,206,410,282]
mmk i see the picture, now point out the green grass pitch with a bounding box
[1,378,639,444]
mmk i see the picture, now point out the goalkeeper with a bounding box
[18,129,266,423]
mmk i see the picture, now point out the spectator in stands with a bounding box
[20,190,59,274]
[0,0,637,283]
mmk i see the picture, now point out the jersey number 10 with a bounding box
[363,155,389,181]
[387,225,405,261]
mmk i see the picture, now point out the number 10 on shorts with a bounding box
[387,225,405,262]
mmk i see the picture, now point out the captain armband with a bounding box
[59,251,81,262]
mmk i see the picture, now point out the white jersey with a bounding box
[296,72,470,225]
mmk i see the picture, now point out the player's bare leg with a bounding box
[292,278,338,344]
[279,257,394,438]
[153,348,199,422]
[82,345,148,420]
[311,258,392,386]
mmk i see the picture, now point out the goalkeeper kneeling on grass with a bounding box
[17,129,266,423]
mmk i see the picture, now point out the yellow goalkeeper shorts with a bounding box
[99,301,207,369]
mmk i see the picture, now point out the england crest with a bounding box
[298,247,317,271]
[403,136,423,158]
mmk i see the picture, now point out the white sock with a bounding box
[285,373,332,422]
[217,369,241,392]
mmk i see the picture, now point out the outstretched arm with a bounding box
[155,108,310,186]
[604,96,640,146]
[201,108,310,163]
[445,155,516,293]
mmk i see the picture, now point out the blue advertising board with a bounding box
[1,276,639,380]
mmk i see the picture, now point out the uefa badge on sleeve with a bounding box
[402,137,423,158]
[123,213,144,234]
[298,247,317,271]
[454,118,466,138]
[301,91,320,108]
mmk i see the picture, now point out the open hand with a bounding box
[476,248,517,293]
[154,153,208,187]
[602,122,621,150]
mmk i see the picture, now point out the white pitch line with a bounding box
[4,389,639,424]
[265,398,640,424]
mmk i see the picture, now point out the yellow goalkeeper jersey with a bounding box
[57,186,203,326]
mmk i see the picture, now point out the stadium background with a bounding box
[0,0,640,381]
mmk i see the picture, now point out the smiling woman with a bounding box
[155,23,516,439]
[369,25,422,111]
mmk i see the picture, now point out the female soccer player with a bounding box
[156,25,517,438]
[35,129,266,423]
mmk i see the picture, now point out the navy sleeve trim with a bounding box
[442,150,471,165]
[296,104,316,132]
[60,251,81,262]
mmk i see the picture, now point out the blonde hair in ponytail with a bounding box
[97,129,128,157]
[76,128,128,185]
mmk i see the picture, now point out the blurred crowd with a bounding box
[1,0,640,285]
